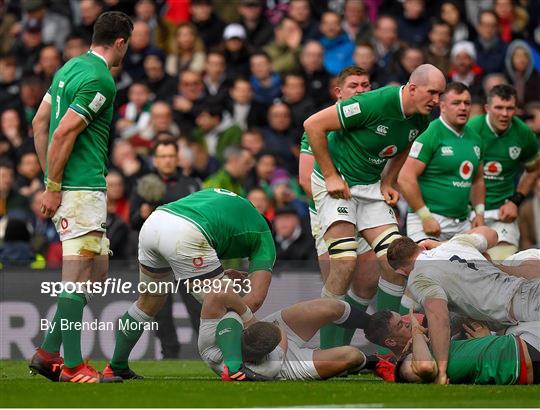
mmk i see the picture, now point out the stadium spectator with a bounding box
[123,20,160,81]
[518,177,540,249]
[14,151,42,198]
[273,205,316,262]
[106,170,130,225]
[262,103,298,175]
[0,54,20,111]
[249,51,282,105]
[481,72,509,101]
[318,11,354,76]
[494,0,528,43]
[245,151,278,194]
[166,22,206,76]
[188,139,220,180]
[116,81,152,145]
[241,128,265,156]
[28,190,61,267]
[11,18,44,75]
[281,72,316,137]
[73,0,103,44]
[62,33,89,62]
[449,41,483,96]
[20,0,71,49]
[353,42,386,89]
[142,50,176,102]
[0,0,17,54]
[247,186,275,221]
[34,45,61,87]
[264,17,302,74]
[504,40,540,108]
[0,160,29,218]
[222,23,252,82]
[106,172,130,259]
[397,0,430,47]
[390,46,425,84]
[342,0,373,43]
[190,0,226,50]
[1,108,33,162]
[224,78,268,131]
[299,40,331,109]
[19,75,45,129]
[203,145,254,196]
[238,0,274,50]
[270,169,308,219]
[474,10,507,75]
[202,51,229,104]
[172,70,206,136]
[424,19,452,76]
[439,1,471,43]
[287,0,319,43]
[372,14,402,77]
[525,102,540,137]
[0,217,41,267]
[133,0,174,54]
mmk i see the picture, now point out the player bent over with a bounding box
[29,12,133,383]
[199,288,378,381]
[104,189,276,379]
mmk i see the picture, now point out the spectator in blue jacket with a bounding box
[474,10,507,75]
[249,51,282,105]
[318,11,354,76]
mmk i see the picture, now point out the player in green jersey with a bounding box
[299,66,379,348]
[104,189,276,380]
[29,12,133,384]
[399,82,486,243]
[468,84,540,260]
[304,64,446,319]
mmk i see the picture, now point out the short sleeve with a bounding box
[336,95,368,131]
[449,234,488,252]
[408,130,437,163]
[300,132,313,155]
[522,130,539,166]
[248,230,276,273]
[408,271,448,305]
[69,77,113,124]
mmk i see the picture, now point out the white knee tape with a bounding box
[371,228,401,257]
[321,286,346,300]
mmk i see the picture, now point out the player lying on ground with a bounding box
[103,188,276,380]
[199,288,380,381]
[366,311,539,385]
[387,226,540,384]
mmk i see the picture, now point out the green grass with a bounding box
[0,360,539,408]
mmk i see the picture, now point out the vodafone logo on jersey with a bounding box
[378,145,398,158]
[459,161,473,180]
[484,161,502,176]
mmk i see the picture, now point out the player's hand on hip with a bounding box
[381,184,399,206]
[41,190,61,218]
[422,217,441,237]
[471,214,485,228]
[498,201,518,222]
[325,175,351,199]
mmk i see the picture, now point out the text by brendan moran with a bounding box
[40,318,158,332]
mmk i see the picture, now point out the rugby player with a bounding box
[298,66,378,348]
[386,227,540,384]
[304,64,446,319]
[399,82,486,242]
[104,188,276,379]
[468,84,540,260]
[29,12,133,383]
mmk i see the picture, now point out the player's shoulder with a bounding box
[466,114,486,131]
[510,116,535,139]
[463,123,483,143]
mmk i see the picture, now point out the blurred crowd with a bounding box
[1,0,540,268]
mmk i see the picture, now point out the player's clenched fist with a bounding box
[422,217,441,237]
[325,174,351,200]
[41,190,61,218]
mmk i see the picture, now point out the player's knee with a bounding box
[326,237,358,260]
[63,234,111,257]
[341,346,364,368]
[370,227,401,258]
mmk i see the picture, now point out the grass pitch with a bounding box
[1,360,539,408]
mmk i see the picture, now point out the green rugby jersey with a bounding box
[447,335,520,385]
[46,50,116,191]
[408,118,484,220]
[467,114,538,210]
[158,189,276,273]
[313,86,430,187]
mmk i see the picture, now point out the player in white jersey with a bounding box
[386,226,540,384]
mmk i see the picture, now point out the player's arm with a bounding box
[470,163,486,227]
[298,152,315,197]
[460,226,498,250]
[242,270,271,313]
[381,144,410,206]
[423,297,450,384]
[243,230,275,312]
[32,96,52,172]
[201,286,254,323]
[500,156,540,223]
[409,311,437,383]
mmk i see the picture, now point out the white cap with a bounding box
[223,23,246,40]
[451,41,476,60]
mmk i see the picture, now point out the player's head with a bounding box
[485,84,517,133]
[335,66,371,100]
[242,322,281,363]
[440,82,471,128]
[407,64,446,115]
[387,236,422,276]
[91,11,133,67]
[365,310,412,352]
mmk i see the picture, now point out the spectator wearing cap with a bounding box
[203,51,230,105]
[73,0,103,44]
[10,17,44,75]
[474,10,507,76]
[203,145,254,197]
[281,72,316,137]
[238,0,274,50]
[318,11,354,76]
[262,103,298,175]
[342,0,373,43]
[449,40,483,96]
[143,50,177,101]
[247,187,275,222]
[224,78,268,130]
[222,23,252,82]
[264,17,303,75]
[299,41,331,109]
[124,20,163,81]
[273,205,316,263]
[191,0,226,50]
[287,0,319,43]
[250,51,282,106]
[172,70,206,136]
[397,0,430,47]
[166,22,206,76]
[20,0,70,49]
[192,102,243,162]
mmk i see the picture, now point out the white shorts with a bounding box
[52,191,106,241]
[138,210,222,281]
[311,174,397,236]
[502,249,540,266]
[263,311,321,380]
[309,209,371,256]
[406,212,471,242]
[484,210,520,247]
[505,321,540,352]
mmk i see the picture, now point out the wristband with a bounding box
[46,178,62,192]
[474,204,485,216]
[240,307,253,323]
[416,206,432,221]
[508,192,525,207]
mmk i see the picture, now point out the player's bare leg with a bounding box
[313,347,366,379]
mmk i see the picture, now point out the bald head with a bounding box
[409,64,445,86]
[404,64,446,115]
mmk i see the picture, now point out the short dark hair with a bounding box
[92,11,133,46]
[336,66,369,87]
[387,236,420,270]
[487,84,517,104]
[282,71,304,83]
[242,322,281,363]
[153,137,178,155]
[478,9,498,25]
[430,18,451,33]
[250,51,271,62]
[364,310,393,346]
[443,81,470,98]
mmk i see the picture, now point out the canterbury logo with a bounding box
[218,328,232,336]
[337,207,348,214]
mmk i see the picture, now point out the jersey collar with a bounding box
[439,115,463,138]
[399,85,407,119]
[486,114,512,137]
[89,49,109,69]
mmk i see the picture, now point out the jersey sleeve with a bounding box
[521,128,539,166]
[69,76,114,124]
[248,230,276,273]
[448,234,488,253]
[408,271,448,304]
[336,95,369,131]
[300,132,313,155]
[408,128,438,163]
